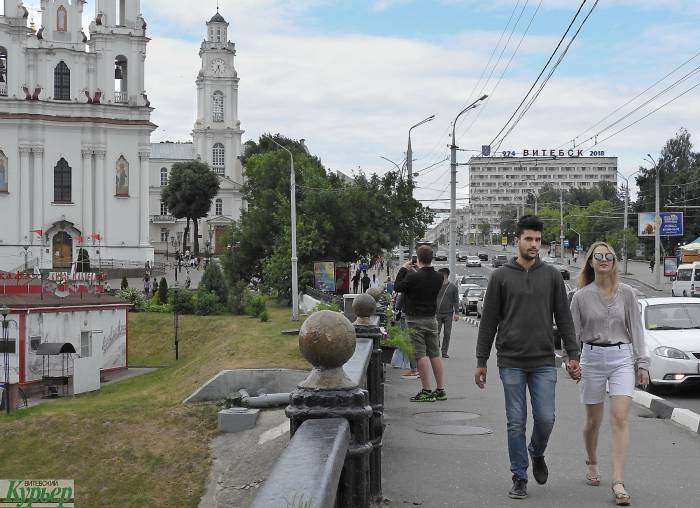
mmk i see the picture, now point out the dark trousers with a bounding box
[436,313,453,354]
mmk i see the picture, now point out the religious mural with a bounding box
[115,155,129,196]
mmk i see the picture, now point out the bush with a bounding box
[259,309,269,322]
[200,262,227,303]
[384,324,414,358]
[314,300,340,312]
[300,270,315,291]
[143,297,171,313]
[121,276,129,290]
[244,291,267,318]
[227,280,247,315]
[157,277,168,304]
[194,290,223,316]
[170,289,195,315]
[117,288,144,311]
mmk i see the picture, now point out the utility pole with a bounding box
[407,115,435,261]
[654,158,661,287]
[450,95,487,283]
[623,181,629,274]
[559,187,565,263]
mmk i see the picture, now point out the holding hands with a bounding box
[566,359,581,382]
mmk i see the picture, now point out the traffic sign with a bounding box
[563,239,570,248]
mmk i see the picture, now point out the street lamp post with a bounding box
[616,170,639,275]
[450,96,487,284]
[407,114,436,261]
[1,304,12,414]
[165,230,170,261]
[21,245,31,272]
[268,137,299,321]
[645,155,678,287]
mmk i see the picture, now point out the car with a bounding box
[466,255,481,267]
[458,283,480,306]
[477,252,489,261]
[456,251,468,261]
[492,254,508,267]
[540,256,570,280]
[434,250,448,261]
[639,297,700,388]
[461,287,485,315]
[460,275,489,289]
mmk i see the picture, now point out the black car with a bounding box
[492,254,507,267]
[477,252,489,261]
[551,263,570,280]
[434,251,448,261]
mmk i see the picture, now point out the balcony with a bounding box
[114,91,128,104]
[213,166,224,175]
[0,83,6,96]
[151,215,176,224]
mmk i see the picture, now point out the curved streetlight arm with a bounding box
[379,156,404,174]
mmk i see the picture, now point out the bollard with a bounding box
[353,295,385,502]
[286,310,373,508]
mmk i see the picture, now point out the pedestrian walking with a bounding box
[371,273,381,289]
[394,245,447,402]
[570,241,649,506]
[352,270,361,294]
[475,215,581,500]
[648,258,655,272]
[385,276,394,294]
[361,271,371,293]
[435,268,459,358]
[143,274,151,298]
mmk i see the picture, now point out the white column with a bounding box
[19,146,31,244]
[32,147,44,233]
[138,149,150,246]
[94,149,106,244]
[81,149,93,238]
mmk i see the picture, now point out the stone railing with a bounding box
[252,293,386,507]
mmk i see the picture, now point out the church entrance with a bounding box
[52,232,73,269]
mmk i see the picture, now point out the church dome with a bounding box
[209,11,226,23]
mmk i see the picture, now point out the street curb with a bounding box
[463,316,479,327]
[632,389,700,434]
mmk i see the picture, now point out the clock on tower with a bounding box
[210,58,226,76]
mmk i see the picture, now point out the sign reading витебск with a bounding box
[480,146,608,157]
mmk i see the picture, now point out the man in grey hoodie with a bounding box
[436,267,459,358]
[474,215,580,500]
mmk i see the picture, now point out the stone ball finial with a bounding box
[366,287,383,301]
[352,293,376,325]
[298,310,357,390]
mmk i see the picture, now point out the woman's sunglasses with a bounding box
[592,252,615,261]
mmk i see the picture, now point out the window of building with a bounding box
[160,200,168,215]
[212,91,224,122]
[30,336,41,351]
[0,338,16,354]
[57,5,67,32]
[212,143,224,174]
[0,47,7,97]
[80,331,91,357]
[54,158,71,203]
[54,61,70,100]
[160,167,168,186]
[160,228,168,242]
[215,198,223,216]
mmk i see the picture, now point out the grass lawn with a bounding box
[0,304,308,507]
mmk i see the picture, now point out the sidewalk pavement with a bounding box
[106,253,204,291]
[382,320,700,507]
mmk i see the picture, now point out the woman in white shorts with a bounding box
[570,241,649,506]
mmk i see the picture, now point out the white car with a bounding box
[639,298,700,387]
[466,256,481,267]
[458,283,480,307]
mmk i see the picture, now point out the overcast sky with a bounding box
[21,0,700,208]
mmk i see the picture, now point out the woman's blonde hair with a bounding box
[577,241,619,289]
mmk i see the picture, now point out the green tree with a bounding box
[478,222,491,244]
[161,161,220,256]
[222,134,432,300]
[76,248,90,272]
[157,277,168,304]
[200,261,227,303]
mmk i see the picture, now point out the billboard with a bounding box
[637,212,684,237]
[313,261,336,292]
[663,256,679,278]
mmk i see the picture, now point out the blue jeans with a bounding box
[499,366,558,480]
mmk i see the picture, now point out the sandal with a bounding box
[612,481,631,506]
[585,460,600,486]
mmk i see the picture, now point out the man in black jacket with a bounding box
[394,245,447,402]
[474,215,580,500]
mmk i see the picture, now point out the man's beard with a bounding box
[519,247,538,261]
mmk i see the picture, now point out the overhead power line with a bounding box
[488,0,590,149]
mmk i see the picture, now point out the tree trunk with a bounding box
[183,218,190,255]
[193,219,200,256]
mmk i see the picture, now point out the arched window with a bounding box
[212,143,224,175]
[215,198,223,216]
[54,158,71,203]
[54,61,70,101]
[212,91,224,122]
[160,167,168,186]
[114,55,128,103]
[0,47,7,97]
[0,150,8,193]
[57,6,67,32]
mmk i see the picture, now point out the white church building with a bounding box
[149,9,244,257]
[0,1,244,271]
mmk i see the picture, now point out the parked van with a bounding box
[672,262,700,297]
